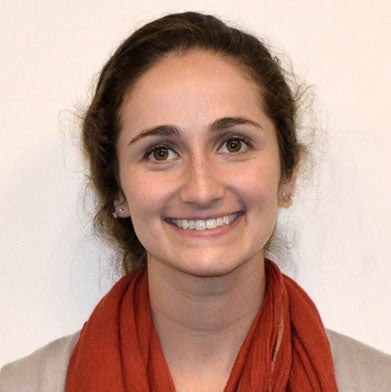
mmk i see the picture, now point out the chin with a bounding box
[179,265,237,278]
[146,244,265,279]
[169,253,256,278]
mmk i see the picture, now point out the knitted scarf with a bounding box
[66,260,338,391]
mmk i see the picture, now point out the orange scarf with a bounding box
[66,260,338,391]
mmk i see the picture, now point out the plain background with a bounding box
[1,1,390,366]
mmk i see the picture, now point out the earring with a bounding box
[112,207,126,219]
[279,192,293,203]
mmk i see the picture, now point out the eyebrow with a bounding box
[128,125,180,146]
[127,116,263,146]
[209,117,264,132]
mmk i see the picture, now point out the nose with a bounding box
[179,156,225,208]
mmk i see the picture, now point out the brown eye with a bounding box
[153,147,169,160]
[226,139,241,152]
[221,138,249,153]
[147,146,177,162]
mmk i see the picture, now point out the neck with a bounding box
[149,257,266,332]
[148,256,266,390]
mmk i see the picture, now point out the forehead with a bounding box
[120,50,266,132]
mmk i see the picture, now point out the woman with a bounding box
[1,11,390,392]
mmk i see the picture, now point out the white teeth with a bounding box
[195,220,206,230]
[182,220,189,229]
[171,213,239,231]
[206,219,217,229]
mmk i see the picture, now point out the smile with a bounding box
[167,212,242,231]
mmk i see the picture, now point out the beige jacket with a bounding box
[1,330,390,391]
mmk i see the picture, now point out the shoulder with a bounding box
[327,329,391,392]
[0,332,79,392]
[1,329,390,391]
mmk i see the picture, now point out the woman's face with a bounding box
[116,50,294,277]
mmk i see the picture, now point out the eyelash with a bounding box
[218,137,251,154]
[144,144,178,163]
[144,136,252,163]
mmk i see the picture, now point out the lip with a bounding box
[164,211,244,235]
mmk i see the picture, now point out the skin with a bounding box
[116,50,295,391]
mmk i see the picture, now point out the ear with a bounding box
[112,193,131,219]
[278,167,298,208]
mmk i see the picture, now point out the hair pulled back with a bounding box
[82,12,302,274]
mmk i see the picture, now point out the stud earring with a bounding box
[112,207,126,219]
[279,192,293,203]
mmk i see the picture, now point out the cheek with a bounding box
[121,171,172,217]
[237,159,281,202]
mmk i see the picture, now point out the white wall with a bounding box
[1,1,390,366]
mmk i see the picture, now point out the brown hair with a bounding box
[82,12,303,274]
